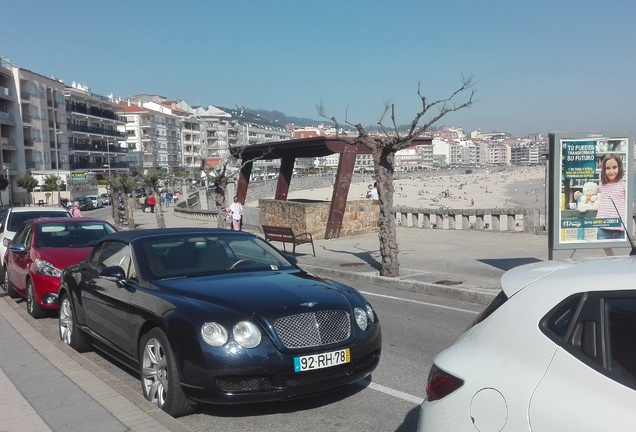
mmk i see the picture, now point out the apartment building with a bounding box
[194,105,291,177]
[65,82,127,184]
[118,97,181,173]
[0,57,69,204]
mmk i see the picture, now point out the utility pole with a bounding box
[54,121,62,205]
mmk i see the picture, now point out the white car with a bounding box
[0,206,72,274]
[100,193,112,205]
[418,256,636,432]
[86,195,103,209]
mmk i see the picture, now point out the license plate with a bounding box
[293,348,350,372]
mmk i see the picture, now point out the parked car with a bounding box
[99,193,112,205]
[0,207,71,273]
[418,256,636,431]
[134,187,146,198]
[58,228,381,417]
[86,195,103,209]
[3,218,117,318]
[75,197,94,211]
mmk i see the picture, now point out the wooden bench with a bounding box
[261,225,315,256]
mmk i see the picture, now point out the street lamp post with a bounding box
[4,165,9,207]
[53,121,62,206]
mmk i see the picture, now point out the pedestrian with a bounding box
[70,201,83,218]
[174,190,181,204]
[163,192,170,207]
[147,195,156,213]
[368,182,379,200]
[227,196,244,231]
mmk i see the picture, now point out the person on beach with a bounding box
[596,153,626,240]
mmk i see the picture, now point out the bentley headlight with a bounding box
[35,258,62,277]
[201,322,228,347]
[366,303,375,323]
[233,321,261,348]
[354,307,368,330]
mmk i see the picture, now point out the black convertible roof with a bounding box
[103,228,254,244]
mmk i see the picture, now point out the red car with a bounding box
[3,218,117,318]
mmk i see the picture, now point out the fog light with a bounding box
[42,293,58,305]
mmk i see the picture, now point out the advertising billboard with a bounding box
[549,132,634,253]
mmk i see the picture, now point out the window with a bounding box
[543,294,584,338]
[604,298,636,380]
[90,241,129,269]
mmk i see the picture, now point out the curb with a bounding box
[300,264,498,306]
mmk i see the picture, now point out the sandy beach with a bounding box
[281,166,547,210]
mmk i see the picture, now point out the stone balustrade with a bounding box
[174,194,547,236]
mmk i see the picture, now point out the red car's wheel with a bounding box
[26,279,46,319]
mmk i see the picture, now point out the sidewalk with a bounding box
[0,203,606,431]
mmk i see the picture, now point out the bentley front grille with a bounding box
[274,310,351,349]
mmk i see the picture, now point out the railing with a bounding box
[0,86,12,97]
[0,111,14,122]
[67,124,125,137]
[70,142,128,153]
[69,161,130,169]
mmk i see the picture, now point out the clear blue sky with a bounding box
[2,0,635,137]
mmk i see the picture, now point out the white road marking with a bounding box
[357,380,425,405]
[361,291,480,314]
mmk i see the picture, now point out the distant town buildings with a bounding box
[0,54,547,205]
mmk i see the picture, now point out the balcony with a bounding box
[69,161,130,170]
[1,137,15,148]
[0,111,15,123]
[69,142,128,153]
[68,102,123,122]
[68,124,125,137]
[0,86,13,100]
[24,138,34,147]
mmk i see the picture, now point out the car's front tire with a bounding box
[26,279,45,319]
[140,328,194,417]
[59,293,91,352]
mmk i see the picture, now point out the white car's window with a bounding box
[604,298,636,380]
[7,211,70,231]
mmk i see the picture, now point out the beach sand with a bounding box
[276,166,547,210]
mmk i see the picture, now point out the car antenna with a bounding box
[609,196,636,256]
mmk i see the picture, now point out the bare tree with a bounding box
[319,76,476,277]
[139,170,166,228]
[200,146,272,229]
[107,175,136,228]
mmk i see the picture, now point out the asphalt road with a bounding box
[23,274,484,432]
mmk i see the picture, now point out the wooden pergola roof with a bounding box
[231,136,432,239]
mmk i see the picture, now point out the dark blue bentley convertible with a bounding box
[58,228,382,417]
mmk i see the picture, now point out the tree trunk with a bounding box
[213,181,229,229]
[125,195,135,228]
[375,148,400,277]
[153,192,166,228]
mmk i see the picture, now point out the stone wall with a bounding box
[259,199,379,240]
